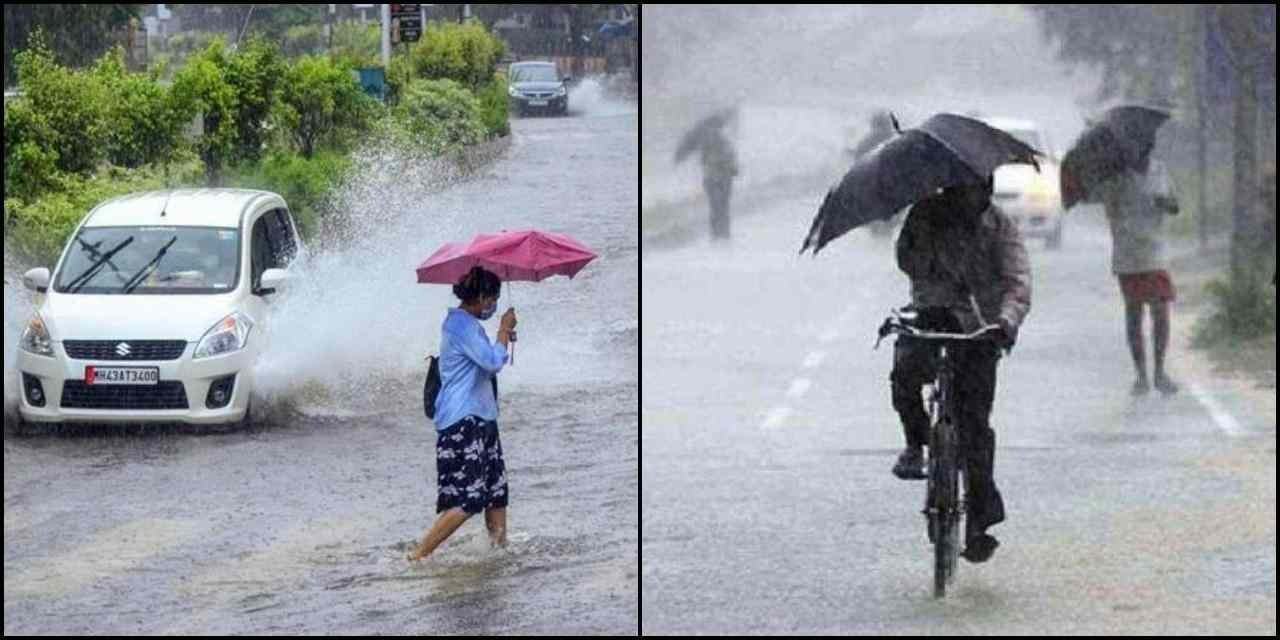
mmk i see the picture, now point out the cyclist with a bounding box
[889,174,1032,563]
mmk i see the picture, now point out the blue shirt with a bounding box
[434,307,509,431]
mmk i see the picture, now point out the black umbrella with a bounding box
[800,113,1042,255]
[1060,105,1170,209]
[674,107,737,164]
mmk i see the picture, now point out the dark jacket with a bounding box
[896,199,1032,340]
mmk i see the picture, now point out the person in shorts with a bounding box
[408,266,517,562]
[1096,143,1181,396]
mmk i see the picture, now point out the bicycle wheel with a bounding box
[929,418,960,599]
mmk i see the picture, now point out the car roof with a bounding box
[83,189,284,229]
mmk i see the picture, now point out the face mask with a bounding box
[477,301,498,321]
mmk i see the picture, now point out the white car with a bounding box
[983,118,1066,250]
[15,189,302,433]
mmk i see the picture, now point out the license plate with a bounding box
[529,100,548,106]
[86,366,159,386]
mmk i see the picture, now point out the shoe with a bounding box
[1131,377,1151,397]
[961,533,999,563]
[892,447,927,481]
[1154,373,1180,396]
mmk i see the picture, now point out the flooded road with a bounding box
[4,87,638,635]
[640,189,1275,634]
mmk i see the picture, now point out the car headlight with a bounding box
[20,313,54,357]
[194,312,254,359]
[508,86,521,98]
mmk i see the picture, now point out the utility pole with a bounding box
[1197,4,1210,253]
[381,3,391,69]
[326,4,335,53]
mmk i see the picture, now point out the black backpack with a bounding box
[424,355,498,420]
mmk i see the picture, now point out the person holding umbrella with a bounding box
[408,266,517,562]
[408,230,597,562]
[802,113,1039,563]
[675,107,740,241]
[1062,106,1180,396]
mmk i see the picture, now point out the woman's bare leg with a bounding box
[485,507,507,548]
[408,508,471,562]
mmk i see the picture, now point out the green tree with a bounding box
[330,21,381,69]
[93,47,195,169]
[173,37,286,183]
[224,37,286,165]
[7,33,110,177]
[278,55,376,157]
[171,39,238,185]
[4,4,144,86]
[390,20,506,93]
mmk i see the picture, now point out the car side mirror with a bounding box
[257,268,289,296]
[23,267,50,294]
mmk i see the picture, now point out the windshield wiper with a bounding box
[66,237,135,293]
[121,236,178,294]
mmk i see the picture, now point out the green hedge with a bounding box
[478,72,512,139]
[390,20,506,92]
[228,150,352,241]
[385,78,487,154]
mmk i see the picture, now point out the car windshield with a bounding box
[55,226,240,295]
[511,65,559,83]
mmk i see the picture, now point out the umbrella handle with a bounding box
[507,281,515,366]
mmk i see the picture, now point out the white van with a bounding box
[15,189,302,433]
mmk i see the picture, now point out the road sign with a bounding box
[391,4,422,43]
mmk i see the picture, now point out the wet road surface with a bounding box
[641,190,1275,634]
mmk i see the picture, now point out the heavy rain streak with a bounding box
[4,3,638,632]
[643,4,1274,635]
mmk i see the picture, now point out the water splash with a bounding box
[4,250,36,426]
[569,74,637,118]
[251,146,477,418]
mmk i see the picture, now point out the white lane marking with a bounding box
[761,407,793,431]
[786,378,812,400]
[802,351,827,369]
[1188,382,1247,438]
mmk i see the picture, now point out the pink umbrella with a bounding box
[416,230,598,364]
[415,230,597,284]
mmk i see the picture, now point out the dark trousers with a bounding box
[891,335,1005,529]
[704,178,732,239]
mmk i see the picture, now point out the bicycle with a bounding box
[876,305,1003,599]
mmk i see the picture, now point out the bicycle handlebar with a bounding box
[874,315,1003,350]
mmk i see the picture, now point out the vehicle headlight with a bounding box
[20,313,54,357]
[508,86,521,97]
[194,312,254,359]
[1028,178,1058,205]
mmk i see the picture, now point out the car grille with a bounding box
[526,92,554,99]
[63,340,187,361]
[60,381,189,410]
